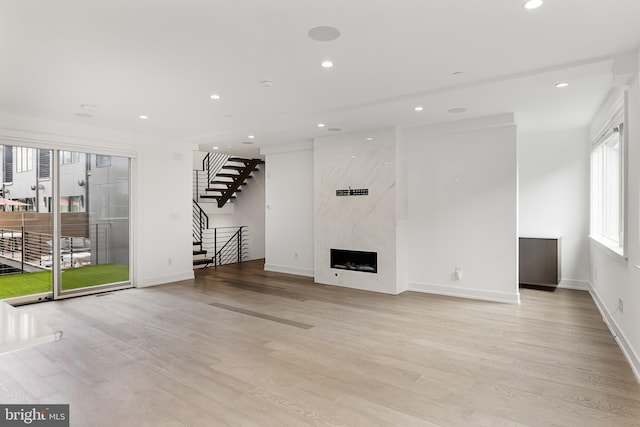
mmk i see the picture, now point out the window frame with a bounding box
[590,95,627,257]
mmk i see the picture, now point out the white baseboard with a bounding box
[407,281,520,304]
[558,279,590,290]
[588,283,640,383]
[264,263,314,278]
[136,271,195,288]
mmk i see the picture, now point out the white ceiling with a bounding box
[1,0,639,156]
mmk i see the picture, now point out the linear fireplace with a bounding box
[330,249,377,273]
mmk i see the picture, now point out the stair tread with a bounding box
[193,250,207,255]
[200,195,237,199]
[211,180,247,185]
[206,187,241,192]
[193,259,210,266]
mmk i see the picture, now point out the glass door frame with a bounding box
[0,140,134,305]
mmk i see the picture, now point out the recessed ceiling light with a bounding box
[139,115,149,120]
[414,106,424,112]
[448,107,467,114]
[366,137,373,141]
[308,26,341,42]
[523,0,543,10]
[317,123,325,128]
[210,94,221,100]
[248,135,255,139]
[213,146,219,150]
[321,60,334,68]
[260,80,274,88]
[555,82,570,88]
[351,156,356,159]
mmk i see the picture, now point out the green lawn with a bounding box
[0,264,129,299]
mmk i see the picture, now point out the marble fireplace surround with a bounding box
[314,127,400,294]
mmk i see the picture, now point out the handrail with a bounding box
[213,226,244,266]
[204,152,229,188]
[192,199,208,243]
[195,225,247,268]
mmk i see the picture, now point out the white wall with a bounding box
[589,70,640,381]
[262,142,314,277]
[203,165,266,261]
[0,113,195,289]
[518,128,591,288]
[404,120,519,303]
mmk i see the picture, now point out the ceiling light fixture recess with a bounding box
[321,60,334,68]
[414,106,424,112]
[139,115,149,120]
[213,146,219,150]
[248,135,255,139]
[366,137,373,141]
[308,26,341,42]
[317,123,325,128]
[523,0,543,10]
[555,82,570,88]
[210,94,221,99]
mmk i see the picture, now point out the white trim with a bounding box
[264,263,314,278]
[408,281,520,304]
[137,271,195,288]
[0,127,138,158]
[557,279,590,291]
[588,283,640,383]
[589,235,627,260]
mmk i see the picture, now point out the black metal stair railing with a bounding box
[212,226,245,266]
[192,200,208,244]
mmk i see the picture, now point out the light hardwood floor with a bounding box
[1,259,639,426]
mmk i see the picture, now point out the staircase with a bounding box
[192,153,262,268]
[199,156,264,208]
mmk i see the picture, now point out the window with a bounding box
[60,151,80,164]
[3,145,13,183]
[591,118,625,254]
[38,149,51,179]
[16,147,33,172]
[96,154,111,167]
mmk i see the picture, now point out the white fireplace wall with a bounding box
[314,127,399,294]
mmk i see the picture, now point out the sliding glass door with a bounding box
[59,152,130,293]
[0,145,131,304]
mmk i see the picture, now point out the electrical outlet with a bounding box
[454,267,463,280]
[618,298,624,314]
